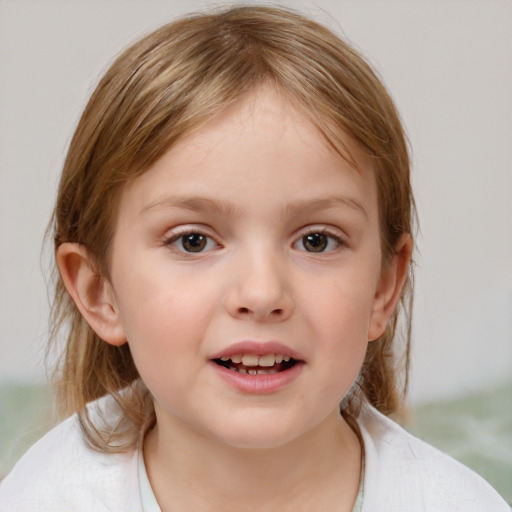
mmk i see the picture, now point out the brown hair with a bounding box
[49,5,415,451]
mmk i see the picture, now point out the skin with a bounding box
[57,86,411,511]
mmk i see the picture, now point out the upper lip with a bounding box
[210,341,305,361]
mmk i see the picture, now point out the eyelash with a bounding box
[163,228,346,254]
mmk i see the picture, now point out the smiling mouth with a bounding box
[213,353,298,375]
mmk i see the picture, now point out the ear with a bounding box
[368,234,412,341]
[56,243,127,346]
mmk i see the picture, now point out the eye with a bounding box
[165,232,217,253]
[295,231,343,253]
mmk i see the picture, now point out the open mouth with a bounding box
[213,353,298,375]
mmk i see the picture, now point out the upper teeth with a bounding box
[219,354,291,367]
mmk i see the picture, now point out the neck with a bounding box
[144,409,362,512]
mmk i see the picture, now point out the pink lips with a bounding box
[209,341,305,394]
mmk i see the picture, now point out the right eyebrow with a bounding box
[139,195,243,217]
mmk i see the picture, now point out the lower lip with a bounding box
[209,361,303,394]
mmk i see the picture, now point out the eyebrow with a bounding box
[284,196,368,219]
[140,196,244,217]
[140,194,367,219]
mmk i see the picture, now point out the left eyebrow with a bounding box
[284,196,368,220]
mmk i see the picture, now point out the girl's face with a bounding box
[106,86,398,449]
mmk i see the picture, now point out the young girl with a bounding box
[0,5,508,511]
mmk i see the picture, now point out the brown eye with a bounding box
[295,231,343,253]
[302,233,328,252]
[181,233,207,252]
[165,231,218,254]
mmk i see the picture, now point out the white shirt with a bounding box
[0,402,508,511]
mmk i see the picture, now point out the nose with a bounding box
[224,250,294,322]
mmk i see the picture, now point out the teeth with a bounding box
[241,354,259,366]
[220,353,293,367]
[230,367,280,375]
[258,354,276,367]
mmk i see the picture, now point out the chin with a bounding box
[207,415,310,451]
[218,431,298,451]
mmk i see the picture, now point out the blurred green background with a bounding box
[1,382,511,504]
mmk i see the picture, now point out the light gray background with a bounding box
[1,0,511,404]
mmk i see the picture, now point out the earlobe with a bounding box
[368,234,412,341]
[56,243,127,346]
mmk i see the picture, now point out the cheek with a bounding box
[301,270,377,388]
[112,264,222,365]
[304,272,378,338]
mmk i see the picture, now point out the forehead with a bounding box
[118,86,378,221]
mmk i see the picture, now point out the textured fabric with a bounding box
[138,447,161,512]
[0,415,141,512]
[352,455,365,512]
[0,402,509,511]
[358,405,510,511]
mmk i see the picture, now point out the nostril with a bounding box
[271,308,283,316]
[238,307,250,314]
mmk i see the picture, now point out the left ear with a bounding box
[368,234,412,341]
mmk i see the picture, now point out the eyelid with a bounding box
[296,225,347,241]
